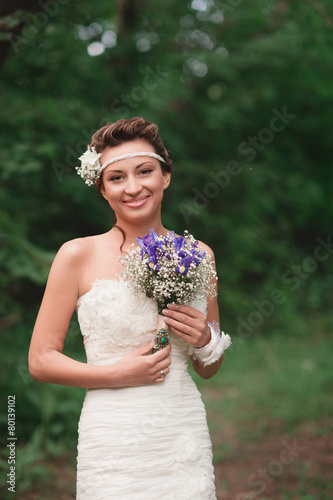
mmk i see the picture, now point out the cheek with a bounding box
[103,185,122,204]
[105,182,121,193]
[151,173,166,188]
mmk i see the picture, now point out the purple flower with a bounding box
[147,259,161,271]
[173,234,186,252]
[137,228,207,275]
[175,255,194,275]
[136,228,157,248]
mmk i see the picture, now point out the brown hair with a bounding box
[90,117,172,190]
[90,117,172,250]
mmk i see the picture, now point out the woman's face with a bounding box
[99,139,171,224]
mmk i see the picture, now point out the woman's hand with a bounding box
[162,303,211,348]
[112,340,171,387]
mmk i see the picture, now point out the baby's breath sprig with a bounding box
[118,229,217,314]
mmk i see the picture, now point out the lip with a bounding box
[122,195,150,208]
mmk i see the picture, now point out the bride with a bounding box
[28,117,231,499]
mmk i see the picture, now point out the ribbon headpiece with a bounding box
[76,147,165,186]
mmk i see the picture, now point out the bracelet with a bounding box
[191,320,231,367]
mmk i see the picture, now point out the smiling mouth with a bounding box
[122,195,150,206]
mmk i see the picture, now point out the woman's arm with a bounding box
[162,301,224,380]
[162,244,226,380]
[191,353,225,380]
[28,240,171,388]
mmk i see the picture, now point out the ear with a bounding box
[96,179,107,199]
[162,171,171,191]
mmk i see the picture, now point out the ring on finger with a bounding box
[160,369,165,377]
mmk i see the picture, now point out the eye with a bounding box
[139,169,152,175]
[109,175,123,182]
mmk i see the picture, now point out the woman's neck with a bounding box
[110,219,168,249]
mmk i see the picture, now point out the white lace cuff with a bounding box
[191,320,231,367]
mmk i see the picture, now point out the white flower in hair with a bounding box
[76,146,102,186]
[76,147,166,186]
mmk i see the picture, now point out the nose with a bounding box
[124,175,142,197]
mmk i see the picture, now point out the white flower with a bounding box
[76,146,102,186]
[79,147,101,166]
[118,230,217,314]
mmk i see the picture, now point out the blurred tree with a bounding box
[0,0,41,68]
[1,4,333,495]
[0,0,332,333]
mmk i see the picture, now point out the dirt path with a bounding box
[214,421,333,499]
[15,422,333,499]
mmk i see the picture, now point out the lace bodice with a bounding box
[75,279,216,499]
[76,279,206,367]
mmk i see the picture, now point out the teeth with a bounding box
[125,198,146,204]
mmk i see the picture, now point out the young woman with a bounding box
[29,117,230,499]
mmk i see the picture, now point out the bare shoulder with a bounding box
[56,234,102,264]
[197,239,215,260]
[57,237,89,260]
[45,234,106,298]
[166,228,215,260]
[53,236,100,270]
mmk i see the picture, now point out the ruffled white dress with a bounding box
[76,279,216,499]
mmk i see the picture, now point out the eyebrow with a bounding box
[105,161,155,175]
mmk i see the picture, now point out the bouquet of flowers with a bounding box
[119,228,217,315]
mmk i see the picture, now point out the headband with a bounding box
[76,147,166,186]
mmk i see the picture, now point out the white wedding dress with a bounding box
[76,279,217,499]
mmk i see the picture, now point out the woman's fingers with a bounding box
[151,341,171,358]
[154,351,171,382]
[156,366,169,382]
[154,357,171,381]
[163,304,204,327]
[149,342,171,383]
[117,339,171,386]
[155,357,171,373]
[164,317,194,336]
[162,303,211,348]
[163,311,203,338]
[135,339,156,355]
[166,303,198,317]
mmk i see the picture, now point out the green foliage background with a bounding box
[0,0,332,496]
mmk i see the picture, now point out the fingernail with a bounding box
[167,303,175,309]
[162,309,169,315]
